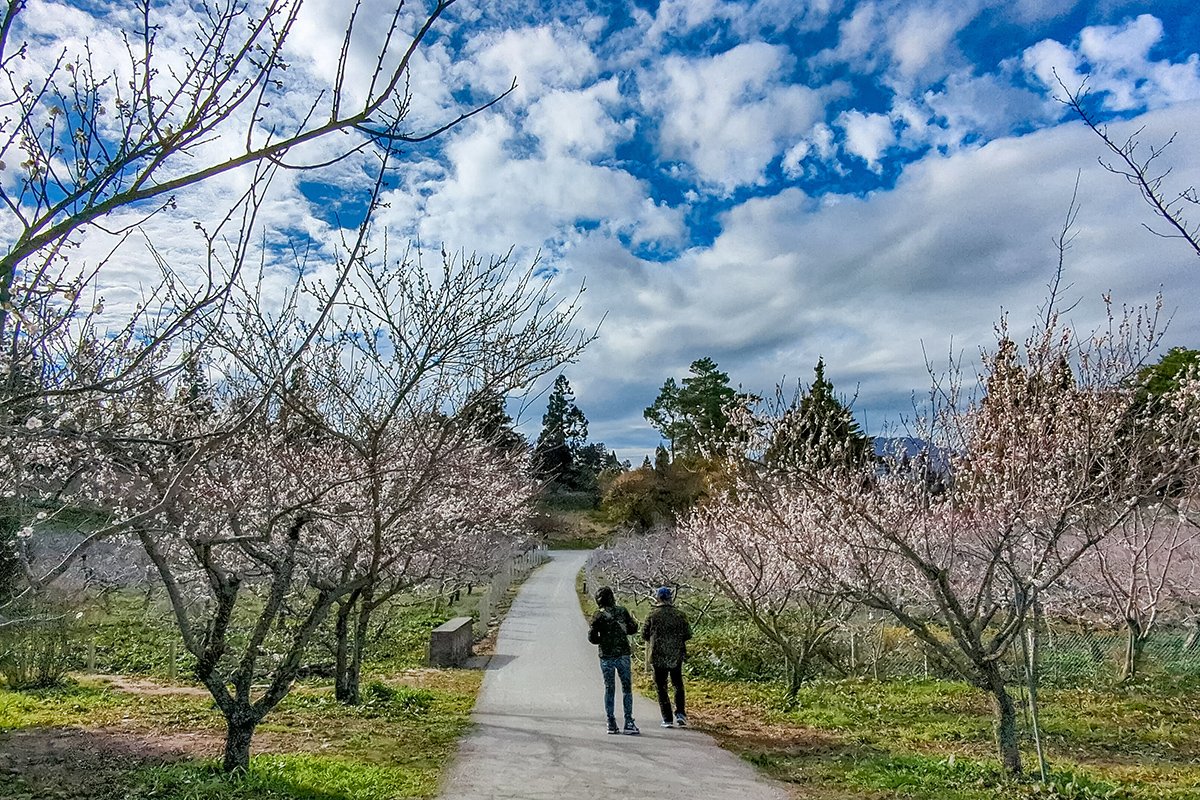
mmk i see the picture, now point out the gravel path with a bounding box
[439,550,791,800]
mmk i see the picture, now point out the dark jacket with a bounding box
[588,605,638,658]
[642,603,692,668]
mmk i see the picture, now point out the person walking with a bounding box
[642,585,692,728]
[587,586,641,735]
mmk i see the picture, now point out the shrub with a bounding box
[0,615,74,689]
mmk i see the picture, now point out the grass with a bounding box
[0,670,481,800]
[681,674,1200,799]
[0,553,544,800]
[129,755,432,800]
[0,583,495,800]
[576,581,1200,799]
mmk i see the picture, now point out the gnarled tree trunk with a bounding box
[981,662,1022,776]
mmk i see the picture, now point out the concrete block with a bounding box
[429,616,474,667]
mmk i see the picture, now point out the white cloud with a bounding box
[1079,13,1161,68]
[889,6,963,81]
[468,25,600,102]
[1022,38,1083,93]
[556,103,1200,459]
[640,42,825,192]
[813,1,975,91]
[1024,15,1200,112]
[640,0,841,49]
[389,114,684,259]
[921,73,1058,148]
[1005,0,1079,24]
[525,79,631,159]
[837,110,897,170]
[782,141,811,178]
[811,123,839,161]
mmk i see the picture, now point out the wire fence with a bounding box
[583,547,1200,691]
[1,545,553,685]
[808,619,1200,687]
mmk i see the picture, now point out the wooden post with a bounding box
[167,638,178,681]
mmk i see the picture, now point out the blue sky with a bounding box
[14,0,1200,462]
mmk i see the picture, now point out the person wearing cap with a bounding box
[587,586,641,735]
[642,585,693,728]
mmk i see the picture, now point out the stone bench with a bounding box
[428,616,474,667]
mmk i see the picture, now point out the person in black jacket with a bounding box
[588,586,640,735]
[642,586,692,728]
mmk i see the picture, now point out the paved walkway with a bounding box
[439,550,790,800]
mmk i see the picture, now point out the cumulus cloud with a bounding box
[386,114,684,259]
[1024,15,1200,111]
[782,141,811,178]
[640,0,839,45]
[558,103,1200,459]
[1004,0,1079,24]
[640,42,825,192]
[837,110,897,170]
[921,73,1058,148]
[889,6,964,81]
[468,24,600,101]
[813,0,975,90]
[525,79,631,159]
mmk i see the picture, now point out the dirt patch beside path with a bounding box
[87,673,213,697]
[0,725,220,800]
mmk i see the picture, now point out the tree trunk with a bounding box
[335,592,376,706]
[982,664,1022,776]
[1021,616,1047,782]
[334,597,356,703]
[785,656,802,699]
[1119,620,1146,683]
[343,600,373,704]
[222,711,258,773]
[781,643,811,700]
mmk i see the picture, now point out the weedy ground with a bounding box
[0,583,516,800]
[0,670,481,800]
[578,580,1200,800]
[669,674,1200,800]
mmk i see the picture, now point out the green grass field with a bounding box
[578,577,1200,799]
[0,582,508,800]
[0,672,480,800]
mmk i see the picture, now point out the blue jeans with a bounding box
[599,654,634,723]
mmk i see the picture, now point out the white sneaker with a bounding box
[660,720,674,728]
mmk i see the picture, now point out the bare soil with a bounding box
[0,725,219,800]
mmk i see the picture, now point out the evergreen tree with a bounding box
[458,390,527,454]
[645,357,742,459]
[766,358,872,472]
[534,375,589,488]
[654,444,671,476]
[1136,347,1200,398]
[1126,347,1200,495]
[644,377,683,456]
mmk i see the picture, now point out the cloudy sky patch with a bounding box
[10,0,1200,462]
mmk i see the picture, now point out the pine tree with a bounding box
[766,358,872,472]
[459,391,526,454]
[645,357,742,459]
[534,375,589,488]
